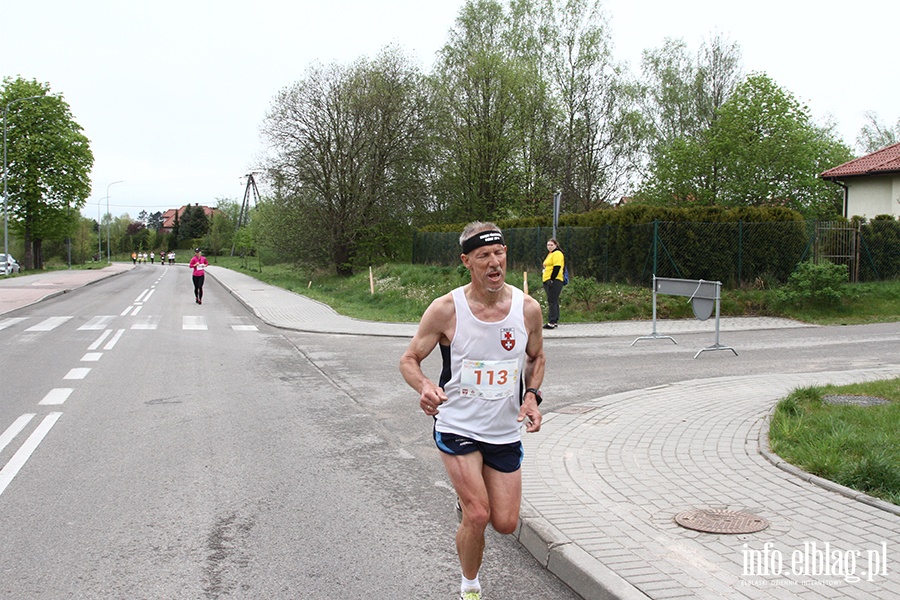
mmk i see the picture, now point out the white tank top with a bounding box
[436,285,528,444]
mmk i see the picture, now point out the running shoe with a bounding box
[459,591,481,600]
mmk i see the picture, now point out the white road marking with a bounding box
[183,316,207,330]
[25,316,72,331]
[105,329,126,349]
[0,412,63,497]
[0,414,34,454]
[134,289,150,303]
[131,316,159,330]
[39,388,74,405]
[81,352,102,362]
[120,306,132,316]
[143,289,155,302]
[131,305,143,316]
[88,329,113,350]
[64,368,91,380]
[78,316,116,330]
[230,317,258,331]
[0,317,28,331]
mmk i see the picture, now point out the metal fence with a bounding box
[412,220,900,287]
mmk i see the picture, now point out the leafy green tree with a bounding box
[637,73,852,218]
[2,77,93,269]
[430,0,537,221]
[72,215,96,264]
[710,74,851,216]
[203,209,233,257]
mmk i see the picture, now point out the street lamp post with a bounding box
[105,181,123,263]
[3,95,46,274]
[97,198,102,260]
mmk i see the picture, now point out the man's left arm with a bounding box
[519,295,545,432]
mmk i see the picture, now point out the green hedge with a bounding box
[414,205,814,286]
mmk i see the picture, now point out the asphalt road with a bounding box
[0,267,582,599]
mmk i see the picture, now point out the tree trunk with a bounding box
[23,226,35,270]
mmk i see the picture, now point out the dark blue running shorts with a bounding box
[433,428,523,473]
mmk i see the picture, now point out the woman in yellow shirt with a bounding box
[541,238,565,329]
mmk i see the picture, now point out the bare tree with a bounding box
[856,111,900,154]
[261,47,431,274]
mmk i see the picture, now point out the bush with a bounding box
[563,276,605,311]
[776,261,850,308]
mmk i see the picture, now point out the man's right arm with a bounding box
[399,294,453,415]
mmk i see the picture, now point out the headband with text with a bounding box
[461,230,505,254]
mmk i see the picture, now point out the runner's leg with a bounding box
[441,451,490,580]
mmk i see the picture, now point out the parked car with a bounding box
[1,254,21,275]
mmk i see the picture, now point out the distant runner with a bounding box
[189,247,208,304]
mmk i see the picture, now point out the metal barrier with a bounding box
[632,276,737,359]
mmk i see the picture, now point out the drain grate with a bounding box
[823,394,890,407]
[674,509,769,534]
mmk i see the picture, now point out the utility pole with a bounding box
[231,173,261,256]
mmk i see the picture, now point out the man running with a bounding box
[400,222,545,600]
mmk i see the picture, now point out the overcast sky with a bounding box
[3,0,895,220]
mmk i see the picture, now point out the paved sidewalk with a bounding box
[3,265,898,599]
[0,262,134,315]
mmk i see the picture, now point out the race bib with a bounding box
[460,358,519,400]
[196,263,206,271]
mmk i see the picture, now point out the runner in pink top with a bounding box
[188,248,209,304]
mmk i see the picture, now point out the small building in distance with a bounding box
[821,143,900,219]
[159,204,219,234]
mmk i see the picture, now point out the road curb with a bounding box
[757,412,900,517]
[517,506,650,600]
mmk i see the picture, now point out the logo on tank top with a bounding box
[500,327,516,351]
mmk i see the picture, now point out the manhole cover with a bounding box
[674,509,769,534]
[823,394,890,407]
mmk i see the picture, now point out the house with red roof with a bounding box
[159,204,218,234]
[821,143,900,219]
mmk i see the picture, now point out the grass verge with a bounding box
[205,259,900,326]
[769,379,900,506]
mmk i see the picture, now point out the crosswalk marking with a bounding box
[2,314,263,335]
[132,316,159,330]
[88,329,113,350]
[39,388,73,405]
[25,316,72,331]
[0,412,62,498]
[105,329,125,349]
[0,414,34,454]
[230,316,258,331]
[64,368,91,380]
[78,316,116,330]
[183,316,207,330]
[0,317,28,331]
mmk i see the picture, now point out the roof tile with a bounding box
[821,142,900,178]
